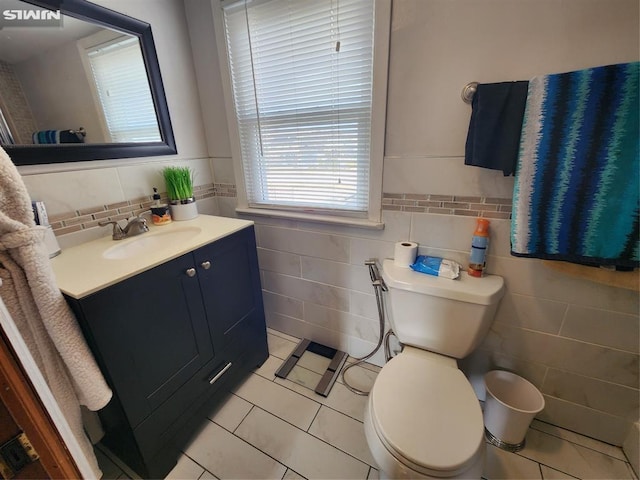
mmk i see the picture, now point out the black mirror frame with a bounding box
[7,0,177,166]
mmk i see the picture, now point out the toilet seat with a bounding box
[369,349,484,477]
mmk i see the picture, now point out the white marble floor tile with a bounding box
[236,407,370,479]
[483,444,542,479]
[286,365,323,389]
[207,392,253,432]
[96,445,139,479]
[518,428,633,479]
[156,326,640,480]
[283,469,307,479]
[184,421,287,479]
[234,373,321,430]
[308,406,377,467]
[255,354,283,380]
[530,420,628,461]
[198,471,219,479]
[165,454,205,480]
[95,447,126,480]
[338,363,379,393]
[324,381,369,422]
[267,332,299,359]
[540,464,579,479]
[297,351,331,374]
[346,357,382,373]
[274,375,368,422]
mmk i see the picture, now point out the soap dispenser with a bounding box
[150,187,172,225]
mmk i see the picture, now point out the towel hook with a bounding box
[461,82,478,104]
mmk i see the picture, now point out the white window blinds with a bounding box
[87,37,161,143]
[223,0,375,215]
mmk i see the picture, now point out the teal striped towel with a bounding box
[512,62,639,268]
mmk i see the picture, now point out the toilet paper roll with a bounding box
[394,241,418,268]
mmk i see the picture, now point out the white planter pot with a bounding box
[170,198,198,221]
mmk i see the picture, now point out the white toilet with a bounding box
[364,259,504,479]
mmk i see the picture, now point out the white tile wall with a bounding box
[384,0,639,159]
[560,306,640,354]
[623,423,639,476]
[257,225,350,263]
[23,157,214,217]
[518,429,634,479]
[542,370,639,419]
[23,169,125,216]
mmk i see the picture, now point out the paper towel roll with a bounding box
[394,241,418,268]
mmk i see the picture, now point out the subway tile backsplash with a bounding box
[48,183,228,236]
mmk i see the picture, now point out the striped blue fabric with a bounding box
[512,62,639,267]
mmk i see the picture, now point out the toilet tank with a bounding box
[381,259,504,359]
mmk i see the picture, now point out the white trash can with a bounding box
[483,370,545,452]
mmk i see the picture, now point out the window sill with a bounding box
[235,207,385,230]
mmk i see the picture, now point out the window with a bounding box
[86,36,160,143]
[216,0,390,226]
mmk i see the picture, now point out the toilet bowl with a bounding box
[364,260,504,479]
[364,348,485,479]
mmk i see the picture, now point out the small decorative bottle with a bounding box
[468,218,490,277]
[150,187,172,225]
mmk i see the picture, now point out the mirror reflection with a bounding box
[0,0,161,146]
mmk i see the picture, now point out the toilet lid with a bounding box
[370,352,484,475]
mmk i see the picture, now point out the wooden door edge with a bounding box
[0,330,82,479]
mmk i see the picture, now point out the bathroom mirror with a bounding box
[0,0,176,165]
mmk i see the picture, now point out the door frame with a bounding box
[0,298,94,478]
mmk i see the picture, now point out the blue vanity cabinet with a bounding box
[66,225,268,478]
[73,251,214,427]
[195,225,265,351]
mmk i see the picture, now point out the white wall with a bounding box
[383,0,639,197]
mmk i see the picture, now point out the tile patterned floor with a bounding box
[97,328,637,480]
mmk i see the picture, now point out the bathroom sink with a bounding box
[102,227,202,260]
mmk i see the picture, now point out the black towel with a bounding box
[464,81,529,176]
[59,130,84,143]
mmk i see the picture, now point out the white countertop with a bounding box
[51,215,254,299]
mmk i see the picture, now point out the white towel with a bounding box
[0,146,112,478]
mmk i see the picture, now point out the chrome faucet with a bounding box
[99,215,149,240]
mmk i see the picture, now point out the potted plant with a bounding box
[162,166,198,221]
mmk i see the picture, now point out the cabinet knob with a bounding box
[185,268,196,277]
[200,260,211,270]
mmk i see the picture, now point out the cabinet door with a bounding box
[77,253,214,427]
[194,227,265,351]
